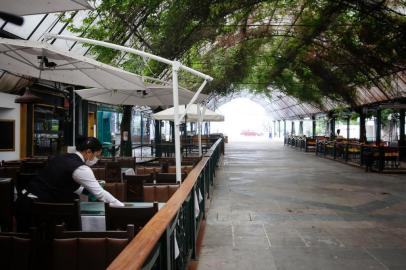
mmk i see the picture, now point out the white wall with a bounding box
[0,92,20,161]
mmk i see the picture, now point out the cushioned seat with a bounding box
[52,224,134,270]
[143,184,180,202]
[0,231,35,270]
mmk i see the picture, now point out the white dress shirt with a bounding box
[73,152,124,207]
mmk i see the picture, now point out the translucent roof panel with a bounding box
[3,14,46,39]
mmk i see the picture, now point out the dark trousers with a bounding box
[15,194,34,232]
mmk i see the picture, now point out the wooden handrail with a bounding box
[107,138,222,270]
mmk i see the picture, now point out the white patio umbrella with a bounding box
[2,0,92,16]
[43,33,213,184]
[0,38,146,146]
[74,84,206,107]
[0,38,146,90]
[153,104,224,156]
[152,104,224,122]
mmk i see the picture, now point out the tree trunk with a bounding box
[120,105,133,157]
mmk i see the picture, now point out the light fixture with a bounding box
[15,87,43,104]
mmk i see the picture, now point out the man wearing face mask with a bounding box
[15,136,124,231]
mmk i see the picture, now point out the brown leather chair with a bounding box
[31,200,81,237]
[0,178,14,232]
[52,224,134,270]
[117,157,136,170]
[0,230,36,270]
[155,173,186,184]
[105,202,159,233]
[168,165,193,174]
[123,175,150,202]
[105,162,121,183]
[143,184,180,202]
[104,182,126,202]
[91,167,106,180]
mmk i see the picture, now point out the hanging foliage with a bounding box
[65,0,406,108]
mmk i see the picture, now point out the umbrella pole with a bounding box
[72,87,76,146]
[198,104,202,157]
[172,62,182,183]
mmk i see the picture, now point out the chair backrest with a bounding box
[168,165,193,174]
[0,230,36,270]
[143,184,180,202]
[31,200,81,237]
[91,167,106,181]
[104,182,126,202]
[20,161,46,174]
[117,157,136,170]
[0,178,14,232]
[105,162,121,183]
[155,173,186,184]
[123,175,150,202]
[52,224,134,270]
[136,166,161,175]
[105,202,159,232]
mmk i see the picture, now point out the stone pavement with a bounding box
[197,141,406,270]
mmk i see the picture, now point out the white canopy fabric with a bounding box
[0,38,146,90]
[75,84,206,107]
[2,0,92,16]
[153,104,224,122]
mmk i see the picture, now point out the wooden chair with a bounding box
[0,178,14,232]
[20,160,46,174]
[104,182,126,201]
[52,224,135,270]
[105,162,121,183]
[117,157,136,170]
[143,184,180,202]
[91,167,106,180]
[155,173,186,184]
[31,200,81,237]
[123,175,151,202]
[105,202,159,232]
[0,229,37,270]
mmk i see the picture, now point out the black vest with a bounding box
[28,153,85,202]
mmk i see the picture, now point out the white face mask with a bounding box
[85,157,98,167]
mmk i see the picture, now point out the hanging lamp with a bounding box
[14,87,43,104]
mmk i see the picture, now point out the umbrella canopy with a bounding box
[0,38,146,90]
[75,84,206,107]
[2,0,92,16]
[153,104,224,122]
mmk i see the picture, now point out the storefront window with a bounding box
[33,105,64,156]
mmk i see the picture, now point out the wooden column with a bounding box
[299,120,303,135]
[278,120,281,138]
[283,120,286,137]
[312,115,316,138]
[375,108,382,146]
[154,120,162,157]
[330,117,336,139]
[359,109,366,143]
[400,109,405,146]
[346,117,350,139]
[399,109,405,159]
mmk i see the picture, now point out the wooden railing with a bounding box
[107,138,224,270]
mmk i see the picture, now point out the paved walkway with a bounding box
[197,141,406,270]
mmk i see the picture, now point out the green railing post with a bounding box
[191,186,197,260]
